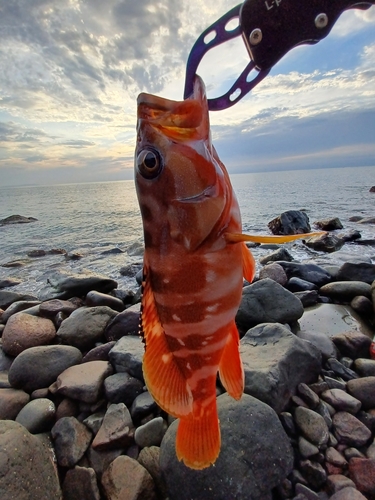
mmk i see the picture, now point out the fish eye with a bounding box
[136,148,163,179]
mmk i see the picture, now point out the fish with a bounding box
[134,76,323,469]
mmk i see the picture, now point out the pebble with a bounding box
[134,417,166,448]
[321,388,362,414]
[347,376,375,409]
[332,412,372,447]
[15,397,56,433]
[294,406,329,447]
[51,416,93,467]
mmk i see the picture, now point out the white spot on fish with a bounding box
[206,303,219,313]
[162,354,171,364]
[206,270,216,282]
[163,278,170,284]
[187,363,192,370]
[172,314,181,322]
[201,341,208,346]
[177,338,185,346]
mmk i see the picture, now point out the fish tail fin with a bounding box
[219,321,244,400]
[241,241,256,283]
[176,400,220,469]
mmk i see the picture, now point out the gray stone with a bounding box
[326,474,355,494]
[92,403,135,451]
[57,306,118,350]
[298,436,319,458]
[304,233,344,253]
[350,296,374,317]
[333,412,372,447]
[0,420,61,500]
[104,372,144,407]
[294,483,321,500]
[130,392,157,422]
[321,389,362,414]
[299,459,327,489]
[236,279,304,331]
[1,300,41,323]
[319,281,372,300]
[259,247,293,265]
[0,291,38,310]
[325,447,347,467]
[295,329,337,360]
[297,383,320,409]
[109,335,145,381]
[0,388,30,419]
[39,298,80,318]
[347,377,375,410]
[0,347,13,371]
[83,411,105,434]
[354,359,375,377]
[104,309,141,340]
[286,277,318,292]
[86,446,124,478]
[326,358,359,381]
[51,416,93,467]
[62,466,100,500]
[329,487,367,500]
[160,393,293,500]
[54,361,113,403]
[294,406,329,447]
[268,210,311,235]
[240,323,322,413]
[258,262,288,285]
[275,261,332,286]
[337,262,375,284]
[138,446,166,498]
[15,398,56,433]
[82,341,116,363]
[314,217,343,230]
[85,290,125,312]
[135,417,166,448]
[332,330,372,359]
[293,290,320,307]
[8,345,82,393]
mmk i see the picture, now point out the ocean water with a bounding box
[0,166,374,296]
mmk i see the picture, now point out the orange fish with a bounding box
[135,76,322,469]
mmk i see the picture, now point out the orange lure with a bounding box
[134,76,321,469]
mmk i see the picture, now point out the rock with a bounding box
[104,372,144,407]
[236,279,304,331]
[351,295,374,318]
[299,459,327,489]
[240,323,321,413]
[138,447,166,498]
[57,306,118,351]
[336,262,375,284]
[38,269,118,301]
[294,406,329,447]
[325,447,347,467]
[347,377,375,410]
[354,359,375,377]
[276,261,332,286]
[268,210,311,235]
[298,436,319,458]
[332,412,372,447]
[86,446,124,478]
[1,300,42,323]
[8,345,82,392]
[286,277,318,292]
[85,290,125,312]
[332,330,372,359]
[62,466,101,500]
[326,474,355,494]
[299,304,374,339]
[297,383,320,408]
[339,229,362,242]
[135,417,166,448]
[0,214,38,225]
[0,291,38,310]
[295,329,337,360]
[101,455,156,500]
[0,277,22,288]
[0,347,13,371]
[319,281,371,300]
[82,341,116,363]
[326,358,359,381]
[92,403,135,450]
[0,388,30,419]
[0,420,61,500]
[304,233,344,253]
[15,398,56,433]
[358,216,375,224]
[160,393,293,500]
[2,312,56,357]
[104,309,141,341]
[314,217,343,230]
[109,335,145,381]
[294,290,320,307]
[39,298,80,319]
[348,457,375,497]
[329,487,367,499]
[56,398,79,420]
[130,392,158,422]
[27,249,46,257]
[259,248,294,265]
[54,361,113,403]
[321,389,362,414]
[370,186,375,192]
[83,411,105,434]
[258,262,288,285]
[51,416,93,467]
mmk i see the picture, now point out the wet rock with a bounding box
[295,329,337,360]
[304,233,344,253]
[85,290,125,312]
[104,372,144,407]
[56,398,79,420]
[0,388,30,419]
[8,345,82,392]
[298,436,319,458]
[38,269,118,301]
[51,416,93,467]
[358,216,375,224]
[325,447,347,467]
[350,295,374,317]
[15,398,55,433]
[92,403,135,451]
[333,412,372,447]
[321,389,361,414]
[259,247,294,265]
[109,335,145,381]
[138,446,166,498]
[314,218,343,231]
[0,420,61,500]
[135,417,166,448]
[27,249,46,257]
[54,360,113,403]
[39,298,80,319]
[1,300,41,323]
[57,306,118,351]
[332,330,372,359]
[319,281,371,300]
[336,262,375,284]
[294,406,329,447]
[101,455,156,500]
[354,358,375,377]
[326,474,355,494]
[348,457,375,497]
[62,466,101,500]
[0,214,38,225]
[339,229,362,242]
[0,278,22,288]
[2,312,56,356]
[130,392,158,422]
[297,383,320,409]
[236,279,304,331]
[104,309,141,341]
[286,277,318,292]
[268,210,311,235]
[160,393,293,500]
[276,261,332,286]
[294,290,320,307]
[82,341,116,363]
[240,323,321,413]
[347,377,375,409]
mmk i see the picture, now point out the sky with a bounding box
[0,0,374,187]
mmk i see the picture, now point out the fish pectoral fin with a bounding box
[219,322,244,401]
[225,231,327,244]
[241,242,256,283]
[176,399,220,469]
[141,266,193,418]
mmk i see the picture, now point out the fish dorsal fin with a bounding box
[225,231,326,244]
[141,260,193,418]
[218,321,244,400]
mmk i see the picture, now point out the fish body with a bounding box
[135,77,254,469]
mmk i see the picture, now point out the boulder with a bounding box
[304,233,344,253]
[0,215,37,225]
[319,281,372,300]
[258,262,288,285]
[0,420,61,500]
[236,279,304,331]
[8,345,82,393]
[160,393,293,500]
[276,261,332,286]
[268,210,311,235]
[336,262,375,284]
[240,323,322,413]
[314,217,343,230]
[259,247,294,265]
[0,291,39,310]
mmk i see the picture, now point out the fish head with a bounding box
[135,77,232,253]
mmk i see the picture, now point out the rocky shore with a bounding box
[0,214,375,500]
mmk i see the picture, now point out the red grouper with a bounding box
[134,76,321,469]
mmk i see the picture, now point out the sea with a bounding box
[1,166,374,296]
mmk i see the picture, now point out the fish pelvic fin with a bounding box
[141,263,193,418]
[176,399,220,470]
[225,231,327,244]
[219,321,244,400]
[241,241,256,283]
